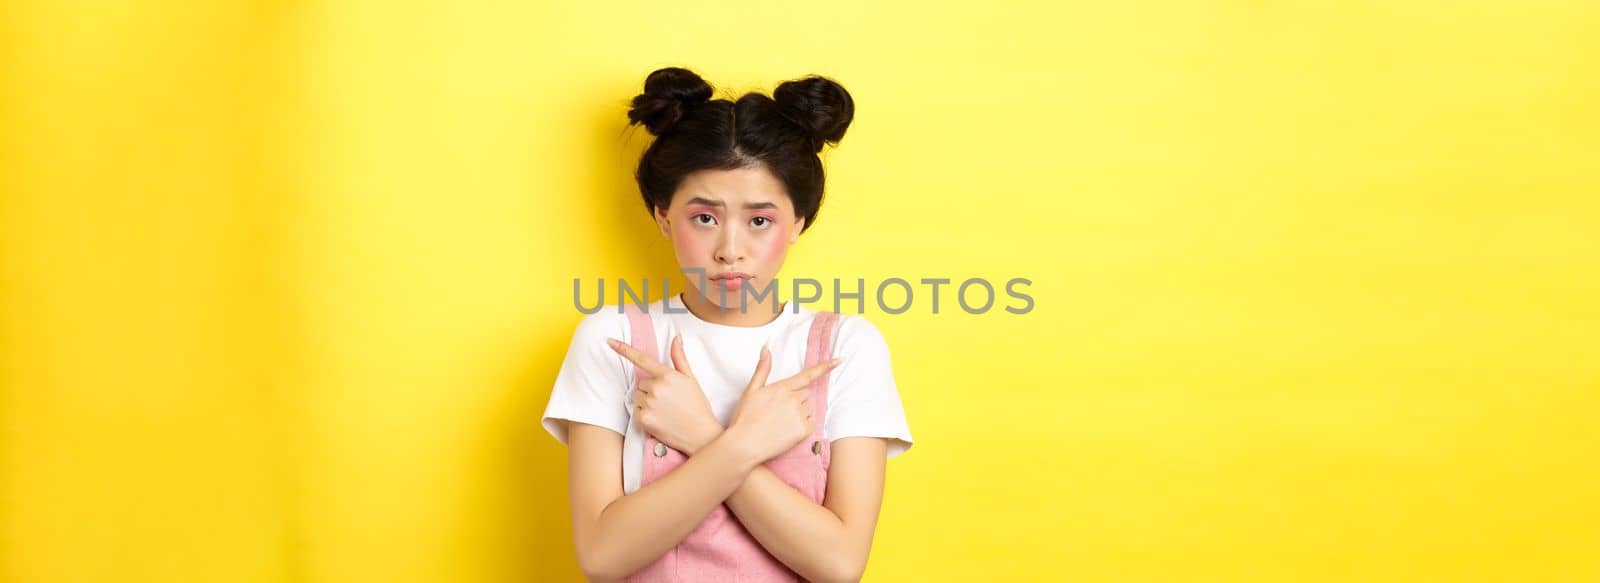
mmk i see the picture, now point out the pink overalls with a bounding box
[620,303,841,582]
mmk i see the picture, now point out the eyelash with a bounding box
[692,213,773,229]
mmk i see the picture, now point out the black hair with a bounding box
[626,67,854,234]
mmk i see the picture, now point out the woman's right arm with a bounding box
[564,419,762,582]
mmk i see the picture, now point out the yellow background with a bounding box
[3,1,1597,581]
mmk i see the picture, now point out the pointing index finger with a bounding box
[773,357,842,390]
[606,337,671,378]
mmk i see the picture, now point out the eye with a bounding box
[750,216,772,229]
[692,213,717,226]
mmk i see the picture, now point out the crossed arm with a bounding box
[563,420,888,583]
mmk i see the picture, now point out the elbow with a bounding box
[812,556,866,583]
[814,571,863,583]
[575,545,623,583]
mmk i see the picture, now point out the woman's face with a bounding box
[654,166,805,310]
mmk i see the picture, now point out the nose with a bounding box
[714,228,744,265]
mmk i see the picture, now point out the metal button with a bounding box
[654,442,668,457]
[811,440,822,455]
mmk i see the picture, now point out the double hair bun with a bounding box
[627,67,853,153]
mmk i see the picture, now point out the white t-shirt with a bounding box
[542,293,914,495]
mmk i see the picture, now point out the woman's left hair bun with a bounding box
[627,67,714,136]
[773,74,854,153]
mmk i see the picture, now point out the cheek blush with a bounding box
[766,225,789,257]
[672,220,704,256]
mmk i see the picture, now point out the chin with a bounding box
[692,282,756,309]
[698,289,739,309]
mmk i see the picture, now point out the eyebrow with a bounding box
[685,196,779,211]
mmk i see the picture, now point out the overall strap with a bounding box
[803,311,842,432]
[620,302,658,384]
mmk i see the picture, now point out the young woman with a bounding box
[541,67,913,582]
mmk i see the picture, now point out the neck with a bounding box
[678,286,785,328]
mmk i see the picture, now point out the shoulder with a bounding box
[573,305,627,333]
[824,312,891,360]
[566,303,640,346]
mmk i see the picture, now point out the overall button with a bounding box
[654,443,668,457]
[811,440,822,454]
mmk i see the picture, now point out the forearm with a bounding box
[578,434,760,581]
[725,465,861,583]
[683,427,860,582]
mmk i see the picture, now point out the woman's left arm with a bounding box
[721,319,908,582]
[659,318,907,582]
[724,436,888,583]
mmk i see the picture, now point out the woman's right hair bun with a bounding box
[773,75,854,153]
[627,67,714,136]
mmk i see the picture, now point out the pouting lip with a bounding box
[708,272,753,281]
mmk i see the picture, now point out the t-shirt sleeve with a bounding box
[541,311,632,445]
[824,316,914,459]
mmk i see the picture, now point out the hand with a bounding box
[725,345,843,464]
[606,334,723,455]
